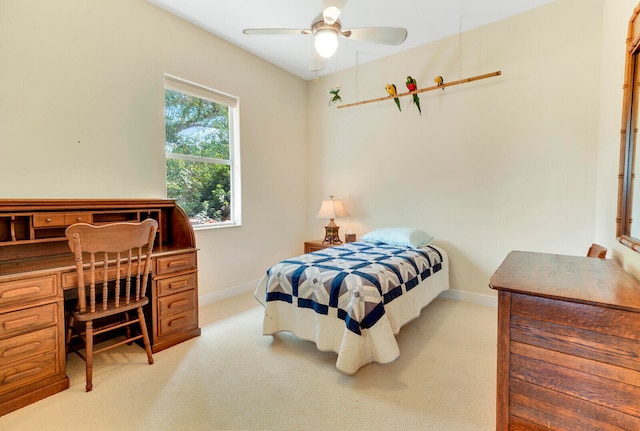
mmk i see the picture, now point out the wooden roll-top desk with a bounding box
[0,199,201,416]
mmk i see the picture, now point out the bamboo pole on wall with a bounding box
[337,70,502,110]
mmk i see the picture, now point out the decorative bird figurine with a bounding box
[434,75,445,90]
[328,86,342,106]
[385,84,401,112]
[406,76,421,114]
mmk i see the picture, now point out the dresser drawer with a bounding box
[0,326,57,363]
[0,303,58,338]
[158,309,198,338]
[156,252,196,276]
[158,289,196,317]
[157,272,197,297]
[0,275,57,306]
[0,351,59,396]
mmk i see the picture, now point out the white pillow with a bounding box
[360,227,433,248]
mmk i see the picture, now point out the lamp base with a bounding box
[322,225,342,245]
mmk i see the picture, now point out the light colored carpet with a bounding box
[0,292,497,431]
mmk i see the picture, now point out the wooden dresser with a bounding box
[489,251,640,430]
[0,199,201,416]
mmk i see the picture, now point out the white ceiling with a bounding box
[147,0,555,81]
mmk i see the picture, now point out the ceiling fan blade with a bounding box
[342,27,408,45]
[243,28,310,36]
[322,0,347,25]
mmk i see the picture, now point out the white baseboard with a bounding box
[199,281,498,308]
[199,279,261,306]
[440,289,498,308]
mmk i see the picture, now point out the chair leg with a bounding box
[65,314,75,355]
[137,307,154,365]
[125,311,132,344]
[85,321,93,392]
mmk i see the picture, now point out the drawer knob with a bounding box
[46,218,52,222]
[168,316,187,327]
[76,217,82,221]
[3,341,42,358]
[168,280,188,290]
[3,367,42,385]
[0,285,41,298]
[168,299,189,309]
[3,314,39,330]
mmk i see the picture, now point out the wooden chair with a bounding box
[587,243,607,259]
[65,219,157,392]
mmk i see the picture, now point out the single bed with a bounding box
[254,238,449,374]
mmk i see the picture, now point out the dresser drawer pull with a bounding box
[2,341,42,358]
[3,314,39,330]
[168,280,188,290]
[1,286,41,298]
[168,260,189,268]
[168,316,187,327]
[3,366,42,385]
[45,218,52,223]
[167,299,189,309]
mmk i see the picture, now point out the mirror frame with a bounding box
[618,4,640,252]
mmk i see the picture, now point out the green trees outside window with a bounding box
[164,88,234,225]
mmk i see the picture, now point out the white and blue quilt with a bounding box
[264,241,444,336]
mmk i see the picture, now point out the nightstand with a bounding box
[304,240,339,253]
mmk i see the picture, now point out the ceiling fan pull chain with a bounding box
[459,15,464,84]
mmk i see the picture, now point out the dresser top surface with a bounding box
[489,251,640,311]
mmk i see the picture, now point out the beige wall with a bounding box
[0,0,309,299]
[5,0,640,301]
[307,0,603,296]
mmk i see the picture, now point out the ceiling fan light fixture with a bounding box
[314,29,338,59]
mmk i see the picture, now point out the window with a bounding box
[164,75,241,228]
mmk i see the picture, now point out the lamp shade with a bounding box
[314,29,338,59]
[317,197,348,219]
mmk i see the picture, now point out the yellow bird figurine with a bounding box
[434,75,445,90]
[385,84,401,112]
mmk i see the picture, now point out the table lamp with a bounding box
[317,195,348,244]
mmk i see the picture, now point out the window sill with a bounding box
[193,222,241,231]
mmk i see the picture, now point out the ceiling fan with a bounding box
[242,0,408,71]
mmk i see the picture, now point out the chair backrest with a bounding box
[65,219,158,314]
[587,243,607,259]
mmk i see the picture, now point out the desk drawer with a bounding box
[158,289,196,316]
[0,303,58,338]
[0,351,59,396]
[157,273,197,297]
[0,275,57,306]
[33,213,65,227]
[33,212,92,227]
[158,308,197,338]
[64,212,92,225]
[156,252,196,276]
[0,326,57,362]
[61,262,143,289]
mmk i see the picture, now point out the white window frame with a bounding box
[164,75,241,229]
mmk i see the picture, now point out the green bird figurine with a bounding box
[328,86,342,106]
[406,76,421,115]
[385,84,401,112]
